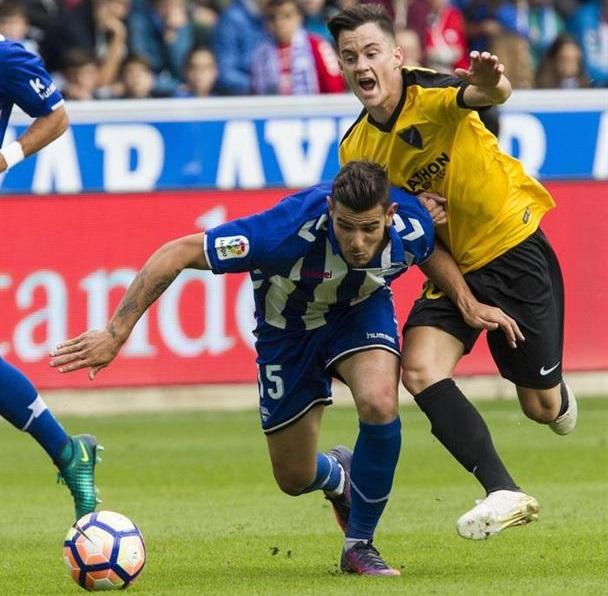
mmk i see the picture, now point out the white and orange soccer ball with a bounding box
[63,511,146,591]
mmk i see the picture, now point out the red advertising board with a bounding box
[1,181,607,388]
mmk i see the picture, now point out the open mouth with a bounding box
[358,77,376,93]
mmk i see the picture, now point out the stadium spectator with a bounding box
[129,0,194,94]
[60,47,109,100]
[190,0,220,46]
[458,0,502,53]
[212,0,266,94]
[174,45,218,96]
[495,0,564,68]
[491,30,534,88]
[40,0,130,86]
[251,0,345,95]
[36,0,94,72]
[0,34,101,521]
[118,53,162,97]
[568,0,608,87]
[423,0,469,72]
[93,0,132,87]
[396,28,423,66]
[361,0,429,48]
[49,160,516,576]
[0,1,39,54]
[535,33,589,87]
[330,4,578,542]
[299,0,335,41]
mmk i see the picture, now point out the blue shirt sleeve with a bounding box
[0,42,63,117]
[390,187,435,264]
[204,195,308,275]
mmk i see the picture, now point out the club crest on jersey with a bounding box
[215,235,250,260]
[398,126,423,149]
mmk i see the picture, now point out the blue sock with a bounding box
[301,452,343,493]
[0,359,69,463]
[346,417,402,541]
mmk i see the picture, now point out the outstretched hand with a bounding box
[49,329,123,380]
[418,191,447,225]
[461,301,525,349]
[454,51,505,88]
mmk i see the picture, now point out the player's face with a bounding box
[337,23,403,121]
[328,199,397,267]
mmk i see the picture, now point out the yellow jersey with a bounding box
[339,68,555,274]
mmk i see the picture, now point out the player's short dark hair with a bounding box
[328,5,395,46]
[332,161,390,212]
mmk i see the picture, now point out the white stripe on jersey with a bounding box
[302,239,348,330]
[265,258,303,329]
[356,270,387,303]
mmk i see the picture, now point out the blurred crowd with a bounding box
[1,0,606,100]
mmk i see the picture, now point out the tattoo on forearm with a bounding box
[143,270,179,304]
[114,267,180,329]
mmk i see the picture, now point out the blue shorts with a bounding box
[255,287,400,434]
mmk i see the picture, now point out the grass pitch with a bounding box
[0,396,606,595]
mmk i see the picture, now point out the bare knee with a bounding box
[355,385,398,424]
[517,386,560,423]
[401,356,449,395]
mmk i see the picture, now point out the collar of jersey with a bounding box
[365,69,408,133]
[327,217,405,270]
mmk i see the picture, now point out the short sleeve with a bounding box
[391,187,435,264]
[204,198,299,275]
[1,42,63,117]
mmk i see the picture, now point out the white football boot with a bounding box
[456,490,540,540]
[549,383,578,435]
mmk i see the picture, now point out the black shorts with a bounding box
[404,229,564,389]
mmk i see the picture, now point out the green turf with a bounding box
[1,397,606,595]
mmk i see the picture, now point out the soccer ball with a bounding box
[63,511,146,591]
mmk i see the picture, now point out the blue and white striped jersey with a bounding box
[204,183,434,330]
[0,36,64,146]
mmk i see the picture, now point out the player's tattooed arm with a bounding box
[50,233,209,379]
[421,241,525,348]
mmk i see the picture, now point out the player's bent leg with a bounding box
[265,405,351,532]
[516,384,561,423]
[517,383,577,434]
[266,404,325,496]
[333,349,401,576]
[401,326,462,395]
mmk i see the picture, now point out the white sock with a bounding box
[344,537,366,551]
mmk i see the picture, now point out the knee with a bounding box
[401,359,438,396]
[272,467,313,497]
[519,388,560,423]
[356,385,399,424]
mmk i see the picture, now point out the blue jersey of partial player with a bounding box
[205,183,434,331]
[0,35,64,146]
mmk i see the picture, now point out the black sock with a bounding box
[558,382,569,417]
[414,378,519,494]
